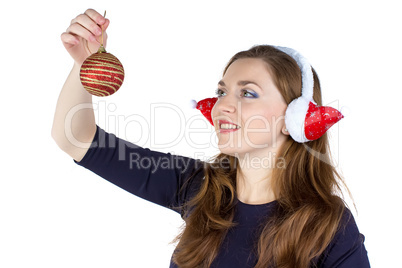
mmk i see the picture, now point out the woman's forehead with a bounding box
[220,58,275,88]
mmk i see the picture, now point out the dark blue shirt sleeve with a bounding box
[318,208,371,267]
[74,125,204,215]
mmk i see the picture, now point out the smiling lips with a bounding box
[218,120,240,133]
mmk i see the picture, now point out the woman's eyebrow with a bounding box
[218,80,261,88]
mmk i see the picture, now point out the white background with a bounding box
[1,0,401,267]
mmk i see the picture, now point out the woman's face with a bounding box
[211,58,289,159]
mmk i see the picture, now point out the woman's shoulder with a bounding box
[317,205,371,267]
[335,207,366,251]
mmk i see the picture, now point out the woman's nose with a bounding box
[216,95,237,114]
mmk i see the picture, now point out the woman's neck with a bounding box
[235,153,276,205]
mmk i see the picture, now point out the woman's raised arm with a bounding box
[51,9,110,161]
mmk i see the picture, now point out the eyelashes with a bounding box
[215,88,224,97]
[243,90,259,98]
[215,88,259,98]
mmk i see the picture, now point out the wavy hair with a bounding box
[172,45,348,268]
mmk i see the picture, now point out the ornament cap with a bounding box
[97,45,106,53]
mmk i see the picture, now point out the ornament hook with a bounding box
[97,10,107,53]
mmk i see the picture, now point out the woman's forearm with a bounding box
[51,63,96,161]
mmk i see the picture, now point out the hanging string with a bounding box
[101,10,106,47]
[85,10,107,54]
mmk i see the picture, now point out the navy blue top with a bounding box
[75,126,370,267]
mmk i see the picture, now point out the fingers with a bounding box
[60,32,79,46]
[84,8,107,25]
[62,9,109,45]
[83,9,110,33]
[70,14,102,39]
[68,22,99,43]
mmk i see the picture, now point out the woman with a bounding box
[52,9,370,268]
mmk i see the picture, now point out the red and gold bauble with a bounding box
[80,45,124,97]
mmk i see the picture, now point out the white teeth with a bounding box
[220,123,240,129]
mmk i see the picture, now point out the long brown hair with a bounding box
[172,45,348,268]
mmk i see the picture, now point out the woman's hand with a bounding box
[61,8,110,65]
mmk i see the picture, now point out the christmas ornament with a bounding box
[80,11,124,97]
[192,46,344,143]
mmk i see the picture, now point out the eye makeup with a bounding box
[215,88,258,98]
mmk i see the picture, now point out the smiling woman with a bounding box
[52,8,370,268]
[173,46,370,267]
[212,58,289,161]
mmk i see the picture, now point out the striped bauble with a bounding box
[80,46,124,97]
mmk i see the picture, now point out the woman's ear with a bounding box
[282,127,290,136]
